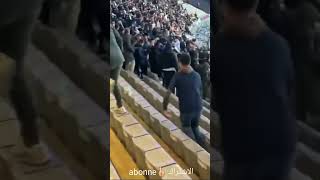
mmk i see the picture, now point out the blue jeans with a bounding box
[180,111,204,145]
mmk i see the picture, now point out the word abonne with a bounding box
[128,169,157,176]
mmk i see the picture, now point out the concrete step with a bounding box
[296,143,320,180]
[110,99,192,180]
[23,45,107,179]
[297,121,320,152]
[32,23,108,110]
[290,168,313,180]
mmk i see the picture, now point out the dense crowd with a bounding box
[110,0,210,99]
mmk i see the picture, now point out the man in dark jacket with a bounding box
[213,0,296,179]
[149,40,162,78]
[134,39,149,78]
[122,28,136,72]
[160,43,179,89]
[163,53,204,146]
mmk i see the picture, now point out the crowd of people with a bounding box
[110,0,211,100]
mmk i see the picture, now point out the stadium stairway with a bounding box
[120,71,316,180]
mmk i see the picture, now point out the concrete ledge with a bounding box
[290,168,312,180]
[133,135,162,171]
[145,148,176,176]
[168,129,190,157]
[123,124,149,156]
[111,112,139,142]
[198,151,210,180]
[160,120,178,144]
[297,121,320,152]
[32,23,108,110]
[296,143,320,180]
[182,140,205,173]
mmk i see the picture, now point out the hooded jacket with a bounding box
[110,27,125,70]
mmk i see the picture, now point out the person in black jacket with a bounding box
[149,40,162,78]
[160,43,179,90]
[213,0,296,179]
[134,39,149,78]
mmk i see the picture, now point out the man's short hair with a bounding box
[224,0,258,11]
[178,53,191,65]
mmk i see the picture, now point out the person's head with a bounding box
[222,0,259,15]
[138,39,144,45]
[178,53,191,68]
[125,28,131,35]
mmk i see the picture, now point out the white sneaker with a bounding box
[11,141,50,166]
[114,106,128,115]
[19,144,50,166]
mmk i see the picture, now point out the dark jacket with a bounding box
[110,27,125,69]
[149,46,161,74]
[164,68,203,113]
[195,61,210,83]
[213,15,296,161]
[159,49,179,71]
[122,33,135,62]
[134,44,148,66]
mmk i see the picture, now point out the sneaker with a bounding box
[114,106,128,115]
[19,144,50,166]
